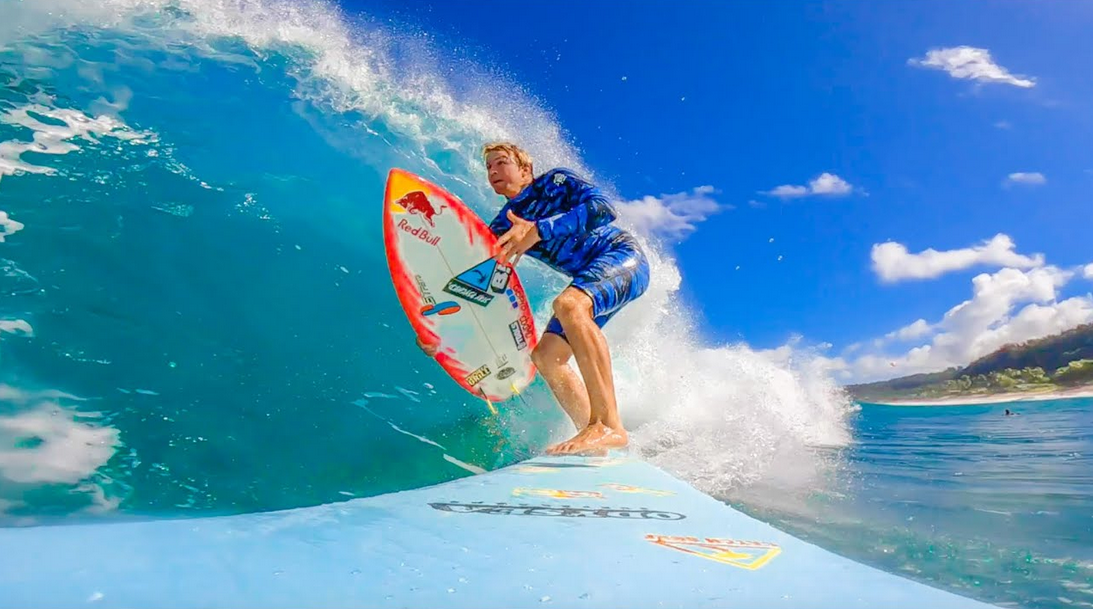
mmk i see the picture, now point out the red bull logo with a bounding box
[395,190,442,227]
[398,218,440,246]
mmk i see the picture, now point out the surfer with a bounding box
[417,142,650,455]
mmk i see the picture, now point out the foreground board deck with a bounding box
[1,455,997,608]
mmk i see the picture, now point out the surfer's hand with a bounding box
[416,336,438,358]
[495,210,540,264]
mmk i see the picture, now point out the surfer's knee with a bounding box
[552,289,592,323]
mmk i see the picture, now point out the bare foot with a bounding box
[546,421,628,456]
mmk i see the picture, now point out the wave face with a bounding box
[0,0,853,526]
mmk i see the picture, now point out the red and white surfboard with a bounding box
[382,168,539,403]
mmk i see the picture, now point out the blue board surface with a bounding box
[0,455,998,608]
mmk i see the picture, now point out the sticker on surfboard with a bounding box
[382,168,538,402]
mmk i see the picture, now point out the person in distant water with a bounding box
[417,142,650,455]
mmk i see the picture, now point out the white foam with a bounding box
[0,319,33,336]
[0,394,119,485]
[0,211,24,242]
[587,228,856,497]
[4,0,585,180]
[0,104,154,187]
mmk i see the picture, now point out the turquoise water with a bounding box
[731,397,1093,609]
[1,3,1089,609]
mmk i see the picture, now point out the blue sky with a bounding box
[354,0,1093,382]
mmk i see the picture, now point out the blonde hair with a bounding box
[482,142,533,174]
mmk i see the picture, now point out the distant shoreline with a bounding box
[857,385,1093,406]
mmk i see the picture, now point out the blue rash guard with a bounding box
[489,168,651,340]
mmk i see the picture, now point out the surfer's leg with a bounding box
[545,241,650,456]
[531,331,591,430]
[554,287,619,416]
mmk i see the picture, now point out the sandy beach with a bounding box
[860,385,1093,406]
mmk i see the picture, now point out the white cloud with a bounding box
[0,211,23,243]
[1084,263,1093,280]
[764,173,854,199]
[871,233,1044,283]
[1005,172,1046,186]
[841,265,1093,383]
[909,46,1035,88]
[994,121,1012,130]
[885,319,932,342]
[615,185,728,240]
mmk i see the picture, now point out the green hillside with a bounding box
[847,323,1093,402]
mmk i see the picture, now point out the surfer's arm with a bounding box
[534,171,617,241]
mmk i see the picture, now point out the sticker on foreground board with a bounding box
[512,488,605,500]
[645,535,781,570]
[599,483,674,497]
[430,502,685,520]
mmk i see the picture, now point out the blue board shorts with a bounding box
[544,233,650,341]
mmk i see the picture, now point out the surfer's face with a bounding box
[486,150,532,199]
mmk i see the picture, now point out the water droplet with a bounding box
[272,570,283,576]
[168,361,177,368]
[350,569,361,575]
[579,593,590,600]
[447,588,455,594]
[541,596,552,603]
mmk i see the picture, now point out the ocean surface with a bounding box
[0,2,1089,608]
[734,397,1093,609]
